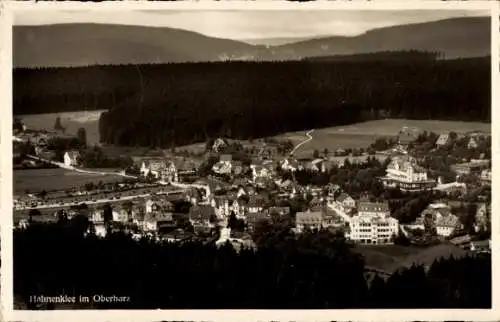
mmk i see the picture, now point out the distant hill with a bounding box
[263,17,490,60]
[240,37,317,46]
[13,23,260,68]
[14,17,490,68]
[303,50,442,62]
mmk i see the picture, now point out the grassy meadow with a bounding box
[18,110,106,146]
[355,243,469,274]
[14,168,125,195]
[276,119,491,158]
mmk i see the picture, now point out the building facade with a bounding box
[380,156,436,191]
[295,211,323,233]
[63,151,80,167]
[348,201,399,245]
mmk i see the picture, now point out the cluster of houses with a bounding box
[16,126,492,251]
[404,203,462,237]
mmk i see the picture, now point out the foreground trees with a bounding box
[14,222,491,309]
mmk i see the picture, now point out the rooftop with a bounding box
[357,201,390,213]
[296,211,323,224]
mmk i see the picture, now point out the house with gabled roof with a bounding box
[64,151,80,167]
[467,137,478,149]
[306,158,334,173]
[480,168,492,186]
[143,212,176,232]
[140,159,165,178]
[231,160,244,176]
[407,203,462,237]
[435,133,451,147]
[267,206,290,216]
[140,158,178,182]
[188,205,217,227]
[397,126,419,149]
[295,211,323,233]
[336,192,356,212]
[247,194,267,213]
[212,138,228,153]
[475,203,491,233]
[250,163,274,182]
[230,197,246,218]
[246,212,270,231]
[212,155,233,175]
[280,157,300,172]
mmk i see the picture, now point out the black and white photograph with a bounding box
[1,1,498,320]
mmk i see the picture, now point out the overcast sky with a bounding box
[14,9,488,41]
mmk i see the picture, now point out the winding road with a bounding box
[289,129,314,155]
[26,154,138,179]
[18,154,212,210]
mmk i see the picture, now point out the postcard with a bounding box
[1,1,498,321]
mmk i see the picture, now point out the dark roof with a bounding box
[398,131,417,144]
[220,154,232,162]
[232,160,243,167]
[145,212,174,222]
[296,211,323,224]
[357,202,390,213]
[337,192,352,202]
[251,159,264,166]
[246,212,270,225]
[247,195,267,208]
[189,205,216,221]
[268,207,290,215]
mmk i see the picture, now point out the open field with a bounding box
[14,168,125,194]
[355,243,469,273]
[276,119,491,158]
[18,110,106,146]
[18,113,491,161]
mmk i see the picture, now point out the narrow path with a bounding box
[289,129,314,155]
[327,201,351,223]
[26,154,138,179]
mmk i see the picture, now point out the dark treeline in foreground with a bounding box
[303,50,442,62]
[14,55,490,148]
[14,222,491,309]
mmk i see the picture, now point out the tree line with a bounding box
[304,50,442,62]
[14,56,490,148]
[14,221,491,309]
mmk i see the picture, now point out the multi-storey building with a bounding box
[140,159,178,182]
[295,211,323,233]
[348,201,399,245]
[480,169,492,186]
[406,203,462,237]
[380,156,436,191]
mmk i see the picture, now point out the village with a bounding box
[13,122,492,257]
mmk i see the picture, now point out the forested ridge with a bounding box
[303,50,442,62]
[14,222,491,309]
[14,55,490,148]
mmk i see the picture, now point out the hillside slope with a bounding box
[13,23,260,68]
[270,17,490,60]
[13,17,490,67]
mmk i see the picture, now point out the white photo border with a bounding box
[1,1,499,321]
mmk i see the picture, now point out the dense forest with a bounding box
[14,221,491,309]
[303,50,442,62]
[14,55,490,148]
